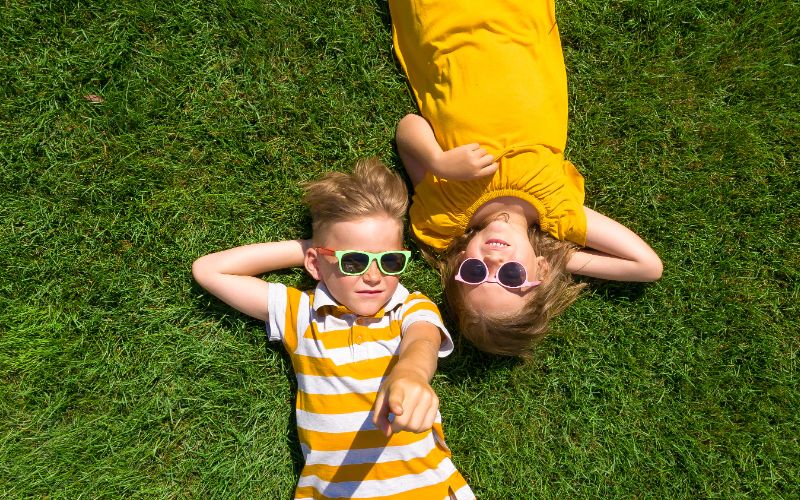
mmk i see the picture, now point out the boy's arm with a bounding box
[396,113,498,184]
[192,240,310,321]
[371,321,442,437]
[567,206,663,282]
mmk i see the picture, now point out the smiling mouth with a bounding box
[485,239,510,248]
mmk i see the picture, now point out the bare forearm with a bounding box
[567,248,662,281]
[396,114,443,168]
[191,240,310,321]
[396,114,498,182]
[569,207,662,282]
[393,322,441,382]
[193,240,309,278]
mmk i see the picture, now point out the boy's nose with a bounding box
[361,261,382,284]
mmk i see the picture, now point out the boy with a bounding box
[192,158,474,499]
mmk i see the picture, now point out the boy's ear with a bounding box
[535,256,549,280]
[305,247,322,281]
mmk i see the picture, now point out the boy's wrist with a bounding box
[390,363,429,382]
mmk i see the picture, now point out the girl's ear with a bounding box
[535,255,549,280]
[305,248,322,281]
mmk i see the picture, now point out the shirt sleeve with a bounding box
[266,282,289,342]
[400,292,454,357]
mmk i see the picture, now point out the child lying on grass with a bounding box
[390,0,663,357]
[192,158,474,499]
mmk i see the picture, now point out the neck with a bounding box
[469,196,538,229]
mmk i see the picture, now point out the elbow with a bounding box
[396,113,424,139]
[639,253,663,282]
[396,114,412,138]
[192,256,211,288]
[398,112,421,127]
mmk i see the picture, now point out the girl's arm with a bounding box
[192,240,310,321]
[396,113,498,184]
[371,321,442,437]
[567,207,663,282]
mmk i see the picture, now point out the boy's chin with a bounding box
[327,290,385,317]
[345,300,385,317]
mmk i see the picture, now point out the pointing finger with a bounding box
[371,391,392,436]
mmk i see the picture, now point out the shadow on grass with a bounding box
[437,307,527,377]
[372,0,392,35]
[190,278,304,497]
[440,341,523,376]
[576,277,651,301]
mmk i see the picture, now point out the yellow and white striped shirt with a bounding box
[267,282,474,500]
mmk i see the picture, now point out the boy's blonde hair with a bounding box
[302,157,408,242]
[435,225,585,359]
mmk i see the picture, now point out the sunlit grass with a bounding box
[1,0,797,497]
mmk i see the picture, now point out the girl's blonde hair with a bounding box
[302,157,408,241]
[432,224,585,359]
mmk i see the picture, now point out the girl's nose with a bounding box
[483,254,504,266]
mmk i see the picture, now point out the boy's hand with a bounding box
[371,368,439,437]
[430,143,498,181]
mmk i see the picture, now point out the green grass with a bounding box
[1,0,797,497]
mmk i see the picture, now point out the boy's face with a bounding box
[306,215,404,317]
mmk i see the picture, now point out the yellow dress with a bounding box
[390,0,587,250]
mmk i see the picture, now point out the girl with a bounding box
[389,0,662,357]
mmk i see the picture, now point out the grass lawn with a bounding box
[1,0,798,497]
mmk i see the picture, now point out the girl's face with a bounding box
[307,215,404,317]
[459,219,544,316]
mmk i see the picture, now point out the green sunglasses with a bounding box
[315,248,411,276]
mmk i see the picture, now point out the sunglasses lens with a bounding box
[380,252,407,274]
[459,258,488,284]
[339,252,370,274]
[497,262,527,287]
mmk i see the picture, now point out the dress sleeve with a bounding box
[400,292,454,357]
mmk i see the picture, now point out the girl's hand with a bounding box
[371,367,440,437]
[396,113,498,184]
[431,143,499,181]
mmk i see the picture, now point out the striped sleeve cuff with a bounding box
[401,294,453,357]
[266,282,288,342]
